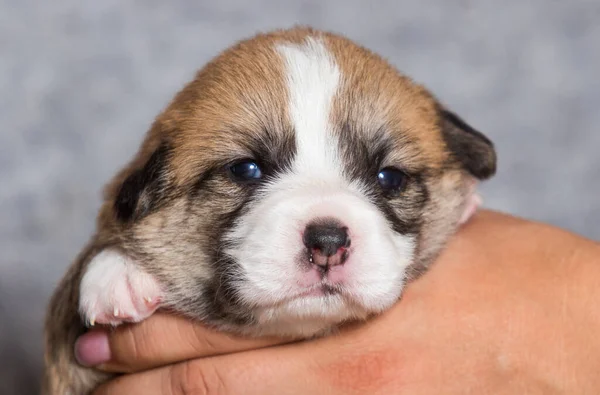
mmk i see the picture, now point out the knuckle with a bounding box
[170,361,228,395]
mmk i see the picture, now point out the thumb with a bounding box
[75,313,290,373]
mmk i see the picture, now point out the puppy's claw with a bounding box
[79,249,163,327]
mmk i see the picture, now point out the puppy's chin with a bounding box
[248,293,375,337]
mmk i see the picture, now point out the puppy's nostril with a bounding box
[303,222,349,258]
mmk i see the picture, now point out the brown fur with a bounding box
[43,26,496,394]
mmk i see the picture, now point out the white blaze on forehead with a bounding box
[277,37,342,177]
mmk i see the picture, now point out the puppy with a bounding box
[43,27,496,394]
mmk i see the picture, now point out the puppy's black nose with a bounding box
[303,220,350,258]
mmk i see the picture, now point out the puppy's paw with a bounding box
[458,191,482,225]
[79,249,162,327]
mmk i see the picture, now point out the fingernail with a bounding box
[74,330,111,367]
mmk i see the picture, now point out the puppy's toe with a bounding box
[79,249,162,327]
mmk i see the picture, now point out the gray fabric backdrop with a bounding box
[1,1,599,393]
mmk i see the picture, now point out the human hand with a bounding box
[76,211,600,394]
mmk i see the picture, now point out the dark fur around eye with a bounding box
[338,124,390,183]
[337,123,429,235]
[237,127,297,178]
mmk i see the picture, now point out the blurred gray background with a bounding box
[1,1,599,393]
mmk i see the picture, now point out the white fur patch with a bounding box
[277,37,342,177]
[223,37,416,336]
[79,249,162,326]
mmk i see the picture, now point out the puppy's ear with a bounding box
[114,142,171,222]
[440,109,497,180]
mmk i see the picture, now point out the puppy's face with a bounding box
[95,28,495,336]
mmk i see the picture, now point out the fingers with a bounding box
[93,341,326,395]
[75,313,292,373]
[93,310,407,395]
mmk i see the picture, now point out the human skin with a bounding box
[73,210,600,394]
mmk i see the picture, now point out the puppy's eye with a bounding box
[228,160,263,182]
[377,167,407,194]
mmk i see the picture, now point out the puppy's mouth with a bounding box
[295,283,341,298]
[264,282,361,309]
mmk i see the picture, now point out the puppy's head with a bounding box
[96,27,496,336]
